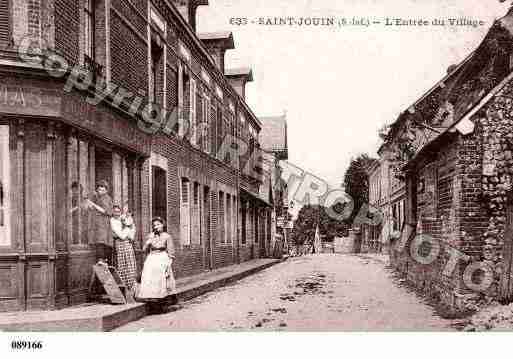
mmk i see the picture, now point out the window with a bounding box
[84,0,95,60]
[180,178,191,245]
[150,39,163,105]
[219,191,225,244]
[0,0,10,47]
[0,125,9,246]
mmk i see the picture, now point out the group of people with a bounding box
[83,180,178,310]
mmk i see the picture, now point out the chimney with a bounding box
[225,68,253,100]
[172,0,209,32]
[198,32,235,73]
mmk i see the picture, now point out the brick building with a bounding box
[382,9,513,311]
[0,0,271,312]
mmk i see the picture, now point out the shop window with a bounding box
[180,178,191,245]
[0,125,9,246]
[152,166,167,223]
[69,136,93,246]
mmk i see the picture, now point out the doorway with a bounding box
[152,166,167,222]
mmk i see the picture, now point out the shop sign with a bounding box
[0,85,61,117]
[62,92,152,155]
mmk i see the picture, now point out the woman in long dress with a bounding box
[137,217,177,309]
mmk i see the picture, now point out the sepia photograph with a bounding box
[1,0,513,356]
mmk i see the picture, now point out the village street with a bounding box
[116,254,454,331]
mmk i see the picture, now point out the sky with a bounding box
[198,0,511,190]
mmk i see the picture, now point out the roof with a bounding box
[198,31,232,40]
[198,32,235,50]
[225,67,254,82]
[381,8,513,159]
[404,9,513,166]
[259,114,288,152]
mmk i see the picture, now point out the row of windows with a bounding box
[180,178,237,246]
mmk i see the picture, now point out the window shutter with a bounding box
[210,191,216,244]
[216,107,223,160]
[219,192,225,244]
[192,182,200,245]
[180,178,190,245]
[204,96,211,153]
[226,194,231,244]
[210,103,216,155]
[0,0,9,47]
[196,91,202,150]
[190,78,197,146]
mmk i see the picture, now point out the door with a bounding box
[203,187,212,270]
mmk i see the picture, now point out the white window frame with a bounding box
[0,125,10,247]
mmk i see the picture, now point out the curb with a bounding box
[0,258,285,332]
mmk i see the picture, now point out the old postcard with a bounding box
[1,0,513,357]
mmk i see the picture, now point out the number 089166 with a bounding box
[11,341,43,350]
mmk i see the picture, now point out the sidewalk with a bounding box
[0,257,284,332]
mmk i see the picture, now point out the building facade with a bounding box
[0,0,271,312]
[382,9,513,311]
[258,114,289,257]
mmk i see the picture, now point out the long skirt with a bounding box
[115,240,137,290]
[137,251,176,301]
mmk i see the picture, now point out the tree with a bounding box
[291,204,349,247]
[342,154,376,224]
